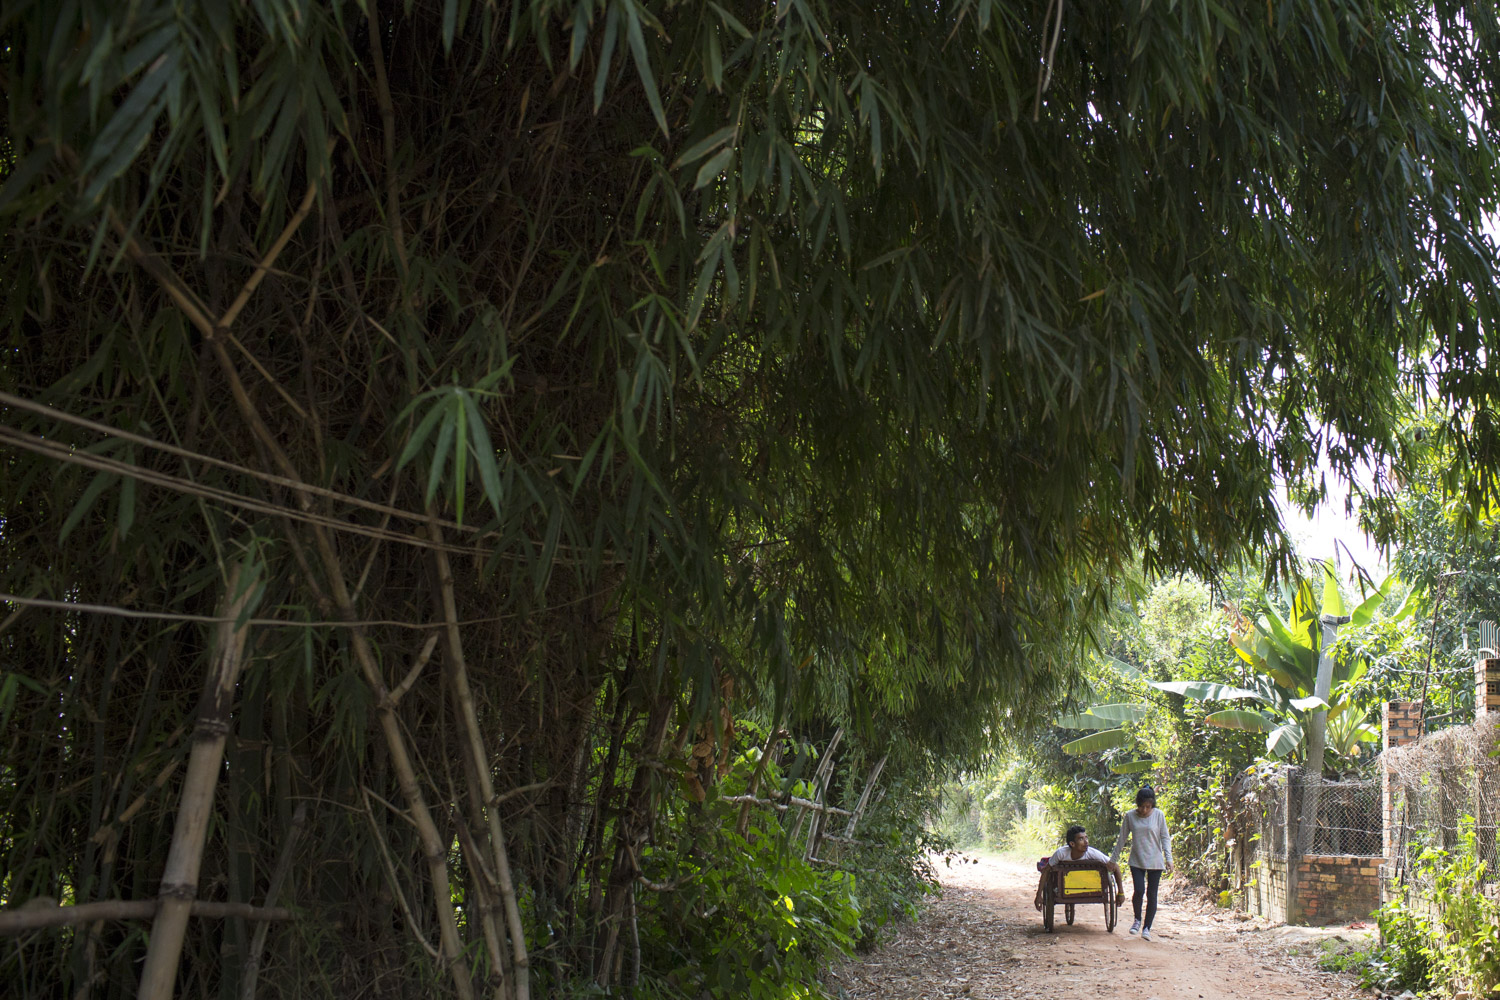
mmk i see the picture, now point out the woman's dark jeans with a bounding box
[1130,865,1162,928]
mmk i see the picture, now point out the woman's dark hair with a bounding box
[1136,786,1157,806]
[1065,824,1087,844]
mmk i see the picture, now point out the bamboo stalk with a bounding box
[136,567,254,1000]
[1,901,293,936]
[593,694,675,984]
[735,728,782,838]
[359,788,441,960]
[188,307,476,999]
[239,801,309,1000]
[790,727,842,844]
[430,525,529,1000]
[345,623,475,1000]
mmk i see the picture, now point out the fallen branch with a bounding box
[0,900,292,936]
[718,794,852,817]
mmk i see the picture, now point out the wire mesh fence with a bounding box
[1385,717,1500,882]
[1245,767,1382,861]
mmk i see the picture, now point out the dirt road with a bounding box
[822,854,1369,1000]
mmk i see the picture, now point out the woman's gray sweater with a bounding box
[1111,807,1173,870]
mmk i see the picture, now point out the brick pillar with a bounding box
[1477,657,1500,719]
[1383,702,1420,861]
[1478,659,1500,866]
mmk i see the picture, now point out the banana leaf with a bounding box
[1106,656,1145,682]
[1111,760,1156,774]
[1147,680,1265,702]
[1389,584,1425,623]
[1290,695,1330,712]
[1062,728,1130,755]
[1266,721,1304,759]
[1204,709,1275,733]
[1084,702,1152,724]
[1055,713,1118,730]
[1350,575,1395,627]
[1321,561,1346,617]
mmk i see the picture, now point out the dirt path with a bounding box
[822,854,1370,1000]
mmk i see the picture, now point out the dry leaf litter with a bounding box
[821,853,1373,1000]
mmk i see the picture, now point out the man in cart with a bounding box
[1034,824,1125,910]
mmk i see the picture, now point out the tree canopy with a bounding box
[3,1,1500,997]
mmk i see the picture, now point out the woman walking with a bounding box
[1110,786,1172,941]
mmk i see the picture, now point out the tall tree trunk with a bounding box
[137,567,254,1000]
[1288,614,1345,924]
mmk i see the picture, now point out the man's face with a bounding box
[1070,831,1089,852]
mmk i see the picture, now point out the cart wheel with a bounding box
[1065,902,1075,925]
[1105,892,1117,933]
[1042,886,1055,933]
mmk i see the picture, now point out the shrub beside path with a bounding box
[821,853,1369,1000]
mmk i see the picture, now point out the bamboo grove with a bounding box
[3,1,1500,997]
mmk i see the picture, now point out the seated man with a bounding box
[1034,824,1125,910]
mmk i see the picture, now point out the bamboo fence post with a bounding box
[843,754,888,838]
[790,727,841,846]
[136,567,254,1000]
[431,526,530,1000]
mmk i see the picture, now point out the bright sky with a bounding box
[1282,495,1388,580]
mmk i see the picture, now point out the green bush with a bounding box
[1348,823,1500,998]
[639,827,861,1000]
[999,812,1057,861]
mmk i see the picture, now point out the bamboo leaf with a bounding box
[453,390,468,524]
[461,393,503,519]
[397,396,448,471]
[694,148,734,190]
[624,1,668,135]
[675,126,737,169]
[61,471,118,543]
[425,404,457,506]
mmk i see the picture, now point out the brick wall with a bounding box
[1247,854,1290,922]
[1246,854,1385,925]
[1295,855,1385,924]
[1478,657,1500,717]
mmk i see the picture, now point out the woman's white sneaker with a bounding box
[1141,928,1154,942]
[1129,918,1141,934]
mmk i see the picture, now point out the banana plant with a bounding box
[1206,567,1416,760]
[1059,568,1417,764]
[1325,696,1380,761]
[1055,677,1263,771]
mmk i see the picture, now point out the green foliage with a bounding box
[5,0,1500,996]
[1357,825,1500,998]
[999,813,1058,863]
[637,830,861,1000]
